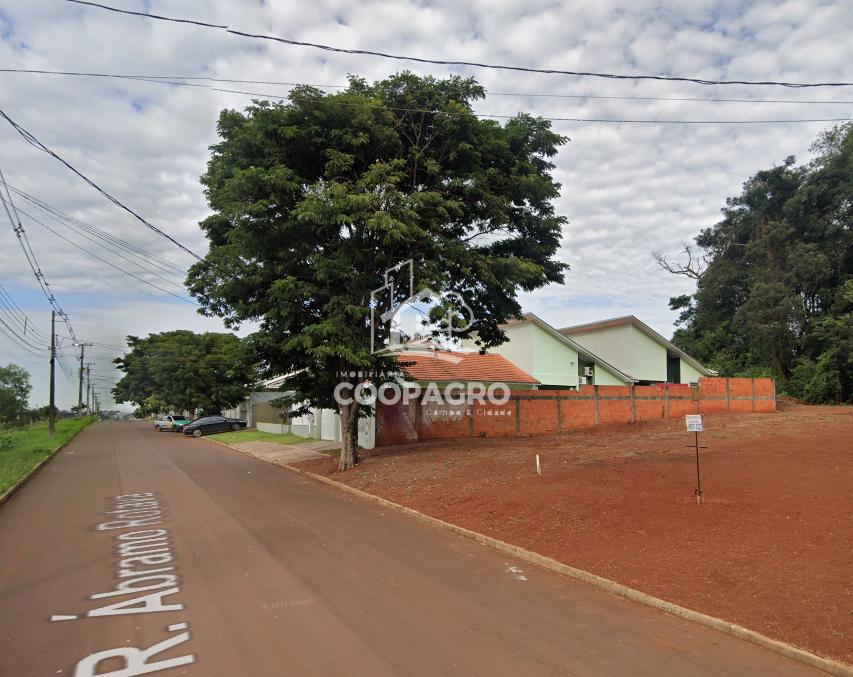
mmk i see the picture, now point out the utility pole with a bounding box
[77,343,86,417]
[49,310,56,440]
[86,363,91,414]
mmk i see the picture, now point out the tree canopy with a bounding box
[112,331,258,416]
[186,72,568,468]
[0,363,31,425]
[660,123,853,403]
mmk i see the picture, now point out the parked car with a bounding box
[172,419,192,433]
[182,416,247,437]
[155,415,192,432]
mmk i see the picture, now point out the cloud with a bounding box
[1,0,850,407]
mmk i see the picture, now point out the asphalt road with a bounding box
[0,421,822,676]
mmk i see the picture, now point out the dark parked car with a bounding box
[182,416,247,437]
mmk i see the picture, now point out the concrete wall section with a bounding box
[257,421,291,435]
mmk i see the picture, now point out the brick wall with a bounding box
[375,377,775,446]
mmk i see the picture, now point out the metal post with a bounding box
[694,430,702,503]
[48,311,56,439]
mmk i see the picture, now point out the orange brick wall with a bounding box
[375,377,776,446]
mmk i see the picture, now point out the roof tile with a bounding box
[396,350,538,384]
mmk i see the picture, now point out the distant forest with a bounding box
[657,123,852,403]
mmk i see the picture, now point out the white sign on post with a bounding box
[685,414,703,432]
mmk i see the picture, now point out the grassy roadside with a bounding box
[0,418,95,494]
[206,429,308,446]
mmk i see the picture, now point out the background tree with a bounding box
[656,123,852,402]
[112,331,258,416]
[187,72,568,469]
[0,363,31,425]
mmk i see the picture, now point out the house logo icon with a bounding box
[370,260,474,354]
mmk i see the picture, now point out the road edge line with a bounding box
[0,419,95,509]
[280,462,851,677]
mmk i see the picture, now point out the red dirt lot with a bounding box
[296,404,853,665]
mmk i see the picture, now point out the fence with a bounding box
[375,377,776,446]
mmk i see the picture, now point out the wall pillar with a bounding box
[556,397,562,433]
[726,377,731,411]
[515,398,521,433]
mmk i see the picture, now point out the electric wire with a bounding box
[0,315,47,355]
[4,77,848,125]
[0,282,51,342]
[7,187,189,290]
[67,0,853,88]
[5,73,851,124]
[1,197,197,304]
[4,68,853,105]
[56,350,74,379]
[9,186,188,278]
[0,108,202,261]
[0,164,79,344]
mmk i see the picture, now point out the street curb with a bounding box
[280,463,851,677]
[0,420,95,509]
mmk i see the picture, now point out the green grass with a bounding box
[207,429,308,446]
[0,418,95,494]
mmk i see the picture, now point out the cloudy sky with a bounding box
[1,0,851,409]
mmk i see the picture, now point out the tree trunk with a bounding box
[339,401,360,471]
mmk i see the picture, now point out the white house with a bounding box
[479,313,635,388]
[558,315,713,384]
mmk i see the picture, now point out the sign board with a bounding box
[685,414,703,432]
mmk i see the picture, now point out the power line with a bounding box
[0,315,47,355]
[0,107,202,261]
[8,186,189,288]
[0,164,79,344]
[1,198,197,304]
[3,74,848,125]
[56,350,74,380]
[0,281,50,341]
[67,0,853,89]
[4,68,853,105]
[9,185,188,278]
[91,341,127,349]
[0,338,46,364]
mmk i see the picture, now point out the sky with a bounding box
[0,0,851,409]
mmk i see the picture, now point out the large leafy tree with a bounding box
[657,123,852,402]
[0,363,31,424]
[112,331,258,416]
[187,72,568,468]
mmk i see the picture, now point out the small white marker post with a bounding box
[685,414,706,504]
[535,454,542,476]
